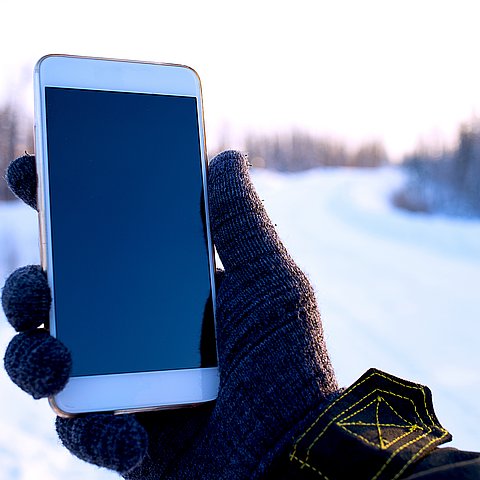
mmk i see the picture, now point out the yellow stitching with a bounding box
[293,370,431,454]
[338,424,386,449]
[293,426,435,479]
[338,397,382,423]
[381,427,421,450]
[291,425,447,480]
[376,397,384,449]
[339,395,423,451]
[290,385,351,460]
[290,453,331,480]
[391,429,450,480]
[373,372,436,425]
[289,372,392,458]
[335,393,418,447]
[380,396,414,427]
[372,427,449,480]
[303,393,374,460]
[305,389,422,463]
[371,431,432,480]
[291,370,445,479]
[333,389,425,430]
[376,390,425,428]
[339,423,426,451]
[339,422,417,428]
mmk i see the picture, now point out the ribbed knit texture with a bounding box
[4,329,72,399]
[56,414,149,473]
[3,150,339,479]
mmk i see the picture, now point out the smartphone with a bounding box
[34,55,218,417]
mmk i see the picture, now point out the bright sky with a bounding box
[2,0,480,159]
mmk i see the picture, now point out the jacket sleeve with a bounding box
[267,368,480,480]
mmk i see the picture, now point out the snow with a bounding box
[0,166,478,478]
[252,166,480,451]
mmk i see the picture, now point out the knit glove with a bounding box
[3,150,338,479]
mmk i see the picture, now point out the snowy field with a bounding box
[0,166,479,479]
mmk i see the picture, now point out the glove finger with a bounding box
[2,265,50,332]
[208,150,289,272]
[4,330,71,399]
[56,413,148,474]
[5,154,38,210]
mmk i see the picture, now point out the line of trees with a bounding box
[242,131,389,171]
[393,119,480,217]
[2,104,390,197]
[0,102,33,201]
[2,97,478,217]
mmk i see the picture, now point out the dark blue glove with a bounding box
[3,151,338,479]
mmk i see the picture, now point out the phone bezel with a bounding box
[34,55,218,417]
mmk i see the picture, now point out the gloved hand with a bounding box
[3,150,338,479]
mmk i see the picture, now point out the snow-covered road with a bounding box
[0,166,478,479]
[253,167,480,450]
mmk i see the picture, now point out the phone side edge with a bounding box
[194,70,220,377]
[34,58,52,331]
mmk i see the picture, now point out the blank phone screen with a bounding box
[45,87,216,377]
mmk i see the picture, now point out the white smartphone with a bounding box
[34,55,218,417]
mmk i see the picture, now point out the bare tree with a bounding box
[0,101,34,201]
[0,104,19,201]
[244,131,388,171]
[455,122,480,212]
[351,141,388,168]
[394,119,480,217]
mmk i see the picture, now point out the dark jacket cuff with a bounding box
[270,368,461,480]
